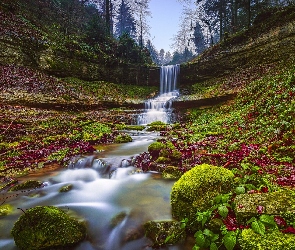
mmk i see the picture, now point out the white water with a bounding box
[137,65,180,125]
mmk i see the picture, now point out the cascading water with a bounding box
[137,64,180,125]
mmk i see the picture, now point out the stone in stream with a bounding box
[144,220,186,247]
[11,206,86,250]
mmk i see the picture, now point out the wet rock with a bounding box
[171,164,234,231]
[0,204,13,216]
[9,180,43,191]
[234,189,295,223]
[11,206,86,250]
[59,184,73,192]
[144,220,186,247]
[162,166,183,179]
[114,133,133,143]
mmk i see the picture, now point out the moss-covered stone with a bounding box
[238,228,295,250]
[59,184,73,193]
[148,142,166,158]
[0,204,13,216]
[11,206,86,250]
[114,133,132,143]
[9,180,43,191]
[171,164,234,231]
[144,220,186,247]
[234,189,295,224]
[162,166,183,179]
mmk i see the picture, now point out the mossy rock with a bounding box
[144,220,186,247]
[238,228,295,250]
[171,164,234,231]
[162,166,183,179]
[148,142,166,158]
[234,189,295,224]
[146,121,168,131]
[0,204,13,216]
[59,184,73,193]
[9,180,43,191]
[114,133,132,143]
[11,206,86,250]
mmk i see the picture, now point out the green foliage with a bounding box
[0,204,13,216]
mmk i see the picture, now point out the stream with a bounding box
[0,130,193,250]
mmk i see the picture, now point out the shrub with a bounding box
[171,164,234,231]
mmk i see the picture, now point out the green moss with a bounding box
[144,220,186,248]
[238,228,295,250]
[9,180,43,191]
[11,206,86,250]
[171,164,234,231]
[234,189,295,224]
[148,142,166,158]
[0,204,13,216]
[162,166,183,179]
[59,184,73,193]
[114,133,132,143]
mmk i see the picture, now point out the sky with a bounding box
[149,0,183,53]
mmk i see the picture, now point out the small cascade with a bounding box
[137,64,180,125]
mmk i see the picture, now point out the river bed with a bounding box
[0,131,193,250]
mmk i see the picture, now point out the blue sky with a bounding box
[149,0,183,53]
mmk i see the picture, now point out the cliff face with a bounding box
[180,7,295,86]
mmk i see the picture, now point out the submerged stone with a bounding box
[144,220,186,247]
[59,184,73,192]
[234,189,295,223]
[11,206,86,250]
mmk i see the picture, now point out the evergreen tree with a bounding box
[115,0,136,38]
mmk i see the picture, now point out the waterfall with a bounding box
[137,64,180,125]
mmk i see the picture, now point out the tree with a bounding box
[115,0,136,38]
[193,21,206,54]
[158,49,165,65]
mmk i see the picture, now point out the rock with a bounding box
[59,184,73,192]
[144,220,186,247]
[234,189,295,223]
[114,133,132,143]
[238,228,295,250]
[0,204,13,216]
[11,206,86,250]
[162,166,183,179]
[9,180,43,191]
[171,164,234,231]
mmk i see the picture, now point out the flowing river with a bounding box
[0,130,193,250]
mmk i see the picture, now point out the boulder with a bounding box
[11,206,86,250]
[144,220,186,247]
[171,164,234,231]
[239,228,295,250]
[234,189,295,223]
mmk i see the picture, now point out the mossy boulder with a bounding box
[114,133,132,143]
[162,166,183,179]
[0,204,13,216]
[171,164,234,231]
[144,220,186,247]
[11,206,86,250]
[146,121,168,131]
[9,180,43,191]
[148,141,166,158]
[234,189,295,224]
[238,228,295,250]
